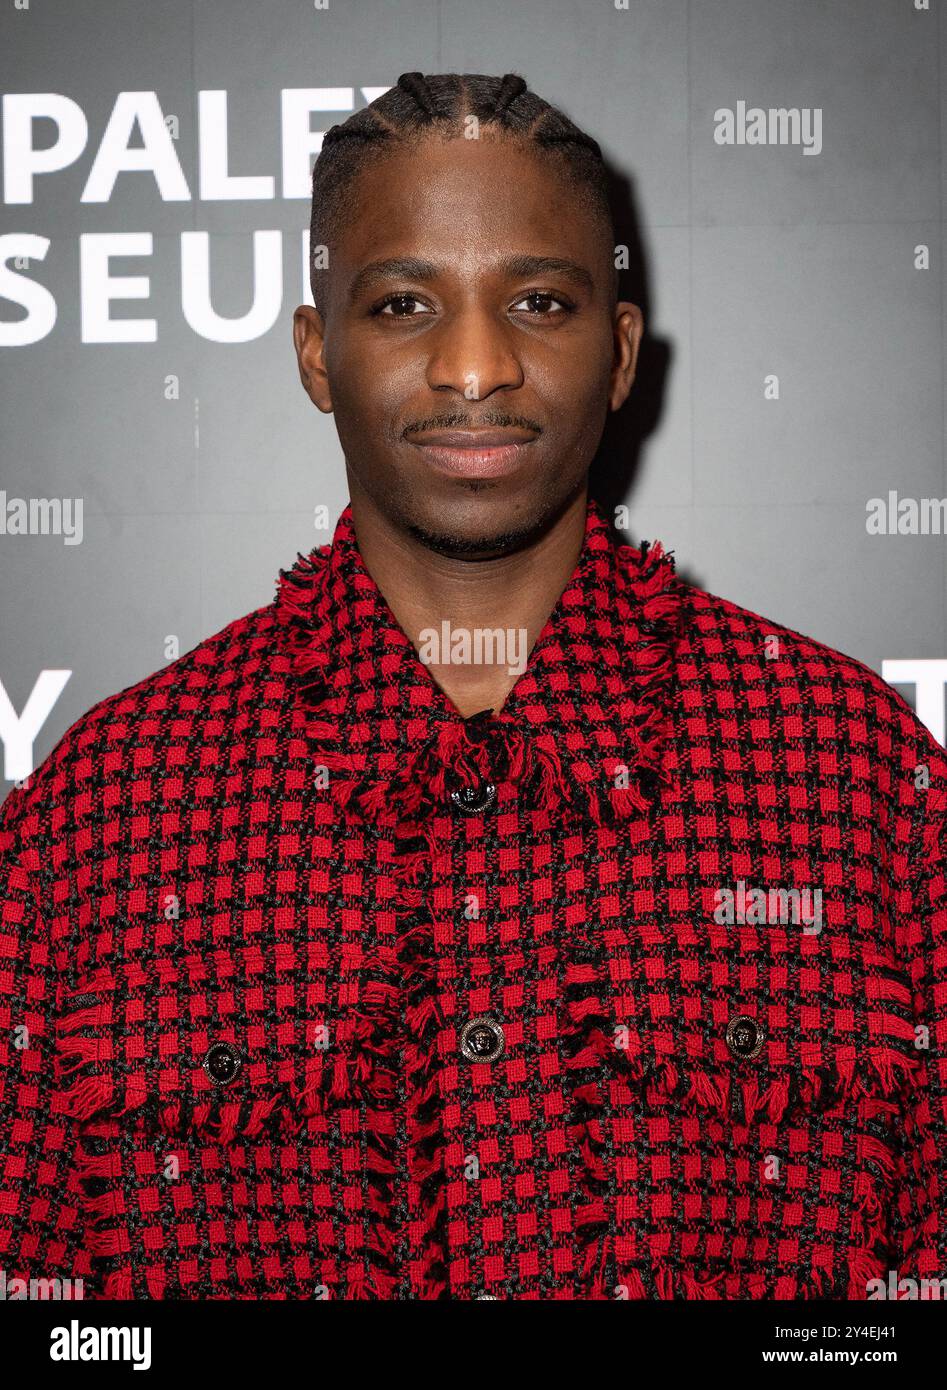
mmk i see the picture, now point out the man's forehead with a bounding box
[326,134,613,305]
[345,132,586,218]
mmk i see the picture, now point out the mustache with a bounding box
[403,411,543,437]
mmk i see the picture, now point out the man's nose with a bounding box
[423,305,526,399]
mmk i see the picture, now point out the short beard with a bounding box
[404,480,582,560]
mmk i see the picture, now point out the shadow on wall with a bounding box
[590,161,702,595]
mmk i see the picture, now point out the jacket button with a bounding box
[450,781,497,815]
[725,1015,765,1060]
[203,1041,242,1086]
[459,1015,505,1063]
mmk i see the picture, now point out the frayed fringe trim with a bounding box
[103,1269,136,1299]
[58,1075,117,1122]
[57,995,299,1142]
[59,1059,288,1142]
[302,703,676,833]
[276,512,686,832]
[333,1268,447,1300]
[87,1227,129,1259]
[558,941,614,1263]
[55,998,139,1123]
[595,1044,921,1125]
[591,1247,865,1300]
[611,536,685,800]
[287,901,448,1296]
[156,1094,285,1144]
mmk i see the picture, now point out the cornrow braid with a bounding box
[397,71,437,117]
[309,71,616,316]
[494,72,527,113]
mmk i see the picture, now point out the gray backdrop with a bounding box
[1,0,944,800]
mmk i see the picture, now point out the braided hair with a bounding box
[309,71,616,315]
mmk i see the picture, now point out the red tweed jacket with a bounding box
[1,498,945,1301]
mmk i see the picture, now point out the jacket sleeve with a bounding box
[891,756,947,1289]
[0,791,92,1298]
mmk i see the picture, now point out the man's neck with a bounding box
[345,480,589,718]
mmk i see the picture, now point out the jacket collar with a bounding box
[273,497,685,829]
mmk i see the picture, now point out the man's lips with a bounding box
[407,428,539,479]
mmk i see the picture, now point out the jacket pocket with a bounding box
[51,961,334,1298]
[53,966,306,1145]
[594,929,923,1119]
[556,926,923,1298]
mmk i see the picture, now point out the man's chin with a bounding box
[405,522,534,560]
[403,489,570,560]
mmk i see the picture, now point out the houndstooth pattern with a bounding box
[1,497,945,1299]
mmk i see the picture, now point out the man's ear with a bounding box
[608,301,645,412]
[292,304,333,413]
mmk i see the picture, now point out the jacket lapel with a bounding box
[273,498,687,831]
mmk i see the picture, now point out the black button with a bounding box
[450,781,497,815]
[203,1041,242,1086]
[725,1015,765,1061]
[459,1016,505,1063]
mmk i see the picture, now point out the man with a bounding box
[1,70,944,1301]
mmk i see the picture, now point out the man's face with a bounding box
[294,131,643,558]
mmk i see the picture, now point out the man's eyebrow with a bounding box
[349,257,439,301]
[348,253,596,302]
[499,255,595,293]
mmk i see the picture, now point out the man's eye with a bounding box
[372,290,574,318]
[511,291,573,315]
[375,294,430,317]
